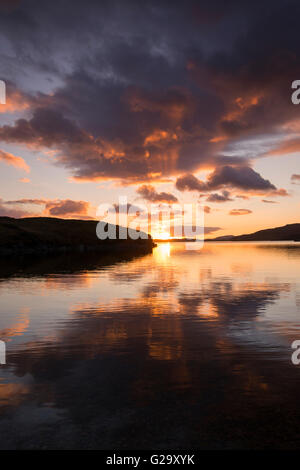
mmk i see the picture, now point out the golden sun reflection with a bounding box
[154,242,171,259]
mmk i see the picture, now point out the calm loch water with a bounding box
[0,242,300,449]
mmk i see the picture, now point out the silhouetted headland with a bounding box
[208,223,300,242]
[0,216,155,256]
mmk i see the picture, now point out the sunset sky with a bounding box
[0,0,300,237]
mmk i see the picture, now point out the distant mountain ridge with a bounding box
[209,223,300,242]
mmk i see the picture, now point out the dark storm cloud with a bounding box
[207,166,276,191]
[45,200,90,217]
[137,185,178,203]
[206,190,232,203]
[176,165,284,195]
[0,108,89,146]
[175,174,205,192]
[112,203,144,214]
[0,0,298,186]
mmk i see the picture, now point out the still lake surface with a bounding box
[0,241,300,449]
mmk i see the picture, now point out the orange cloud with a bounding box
[222,94,263,123]
[229,209,252,216]
[267,137,300,156]
[18,177,31,183]
[0,149,30,172]
[0,89,30,114]
[125,86,194,123]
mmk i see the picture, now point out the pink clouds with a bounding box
[18,177,30,183]
[0,198,92,219]
[0,198,34,218]
[0,149,29,172]
[229,209,252,216]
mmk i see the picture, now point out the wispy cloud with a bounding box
[229,209,252,216]
[0,149,29,172]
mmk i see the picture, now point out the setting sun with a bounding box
[152,231,171,240]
